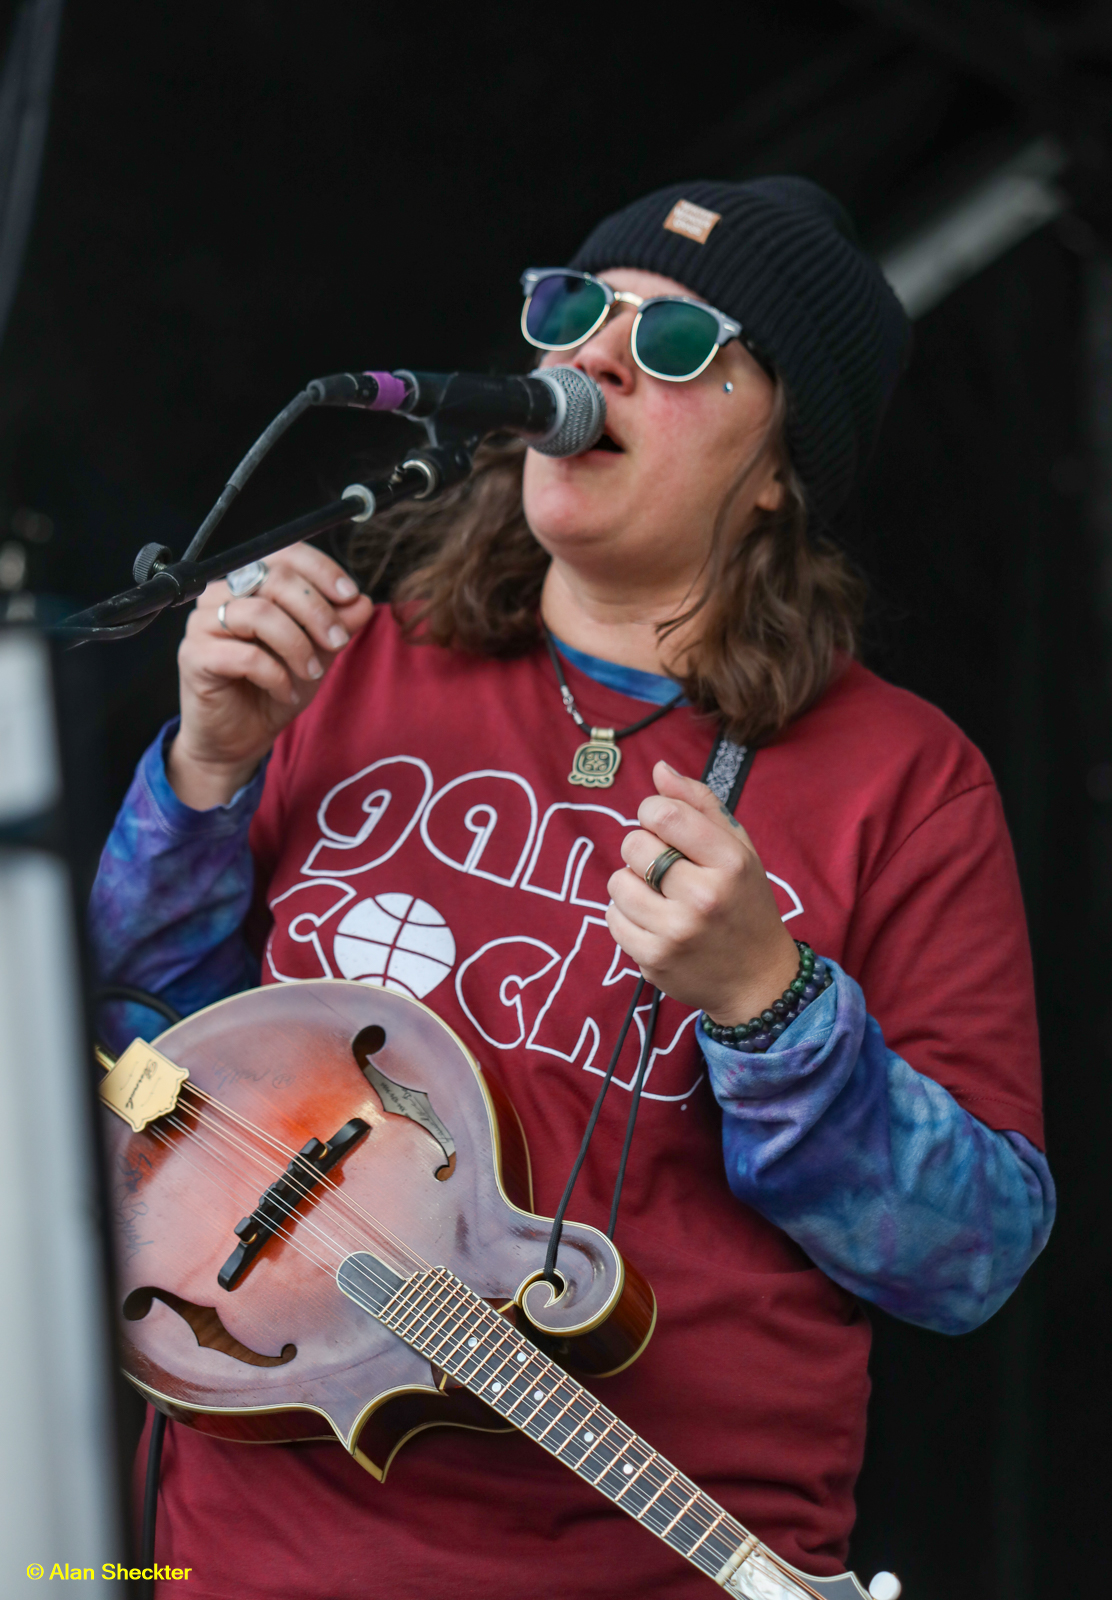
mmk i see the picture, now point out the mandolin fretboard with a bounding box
[337,1255,853,1599]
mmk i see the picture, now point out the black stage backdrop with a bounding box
[2,5,1108,1598]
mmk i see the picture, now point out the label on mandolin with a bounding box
[99,1039,189,1131]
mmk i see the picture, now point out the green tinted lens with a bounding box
[525,274,608,347]
[634,300,719,378]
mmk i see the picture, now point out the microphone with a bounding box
[306,365,606,458]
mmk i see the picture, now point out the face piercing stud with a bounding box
[723,381,734,393]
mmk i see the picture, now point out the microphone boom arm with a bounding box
[56,438,476,645]
[53,359,604,645]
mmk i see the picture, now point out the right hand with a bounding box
[169,542,374,809]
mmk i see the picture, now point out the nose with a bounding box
[565,305,638,397]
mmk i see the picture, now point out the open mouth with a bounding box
[590,431,623,453]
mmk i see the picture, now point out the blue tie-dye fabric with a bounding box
[89,717,1054,1337]
[699,969,1054,1335]
[90,720,265,1044]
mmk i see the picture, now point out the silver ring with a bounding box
[645,846,687,894]
[226,559,269,597]
[217,601,232,632]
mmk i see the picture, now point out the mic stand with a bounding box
[55,437,475,645]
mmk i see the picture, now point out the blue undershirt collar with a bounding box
[549,633,684,706]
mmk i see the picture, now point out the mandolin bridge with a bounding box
[218,1118,369,1290]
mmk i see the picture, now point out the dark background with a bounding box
[4,3,1110,1596]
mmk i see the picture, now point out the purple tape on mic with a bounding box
[363,371,410,411]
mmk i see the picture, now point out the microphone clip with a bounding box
[394,439,476,500]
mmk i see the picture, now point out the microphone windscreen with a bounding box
[530,367,606,458]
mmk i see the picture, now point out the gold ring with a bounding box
[645,846,686,894]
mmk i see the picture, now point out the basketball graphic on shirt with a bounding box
[333,893,456,998]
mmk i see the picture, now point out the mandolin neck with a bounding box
[338,1256,867,1600]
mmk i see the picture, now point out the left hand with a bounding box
[606,760,799,1025]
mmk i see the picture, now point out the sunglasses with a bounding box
[520,268,773,383]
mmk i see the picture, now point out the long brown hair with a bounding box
[348,383,864,747]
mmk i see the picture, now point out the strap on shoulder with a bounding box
[701,732,756,815]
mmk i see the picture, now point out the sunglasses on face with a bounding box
[520,268,773,383]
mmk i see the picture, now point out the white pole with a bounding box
[0,629,124,1592]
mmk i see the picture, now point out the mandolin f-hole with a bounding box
[354,1024,386,1056]
[123,1287,296,1368]
[352,1024,457,1180]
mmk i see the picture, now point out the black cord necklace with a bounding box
[542,627,683,789]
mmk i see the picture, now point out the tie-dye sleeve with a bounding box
[699,961,1055,1335]
[89,719,266,1048]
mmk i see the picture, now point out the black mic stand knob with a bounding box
[132,543,174,584]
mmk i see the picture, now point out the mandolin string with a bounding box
[156,1105,419,1285]
[185,1088,428,1268]
[176,1080,434,1272]
[163,1078,430,1272]
[149,1108,765,1541]
[166,1114,367,1264]
[144,1116,416,1313]
[136,1117,799,1581]
[175,1096,420,1268]
[153,1113,367,1273]
[142,1122,343,1281]
[183,1099,429,1276]
[138,1089,482,1339]
[146,1121,435,1320]
[138,1121,473,1383]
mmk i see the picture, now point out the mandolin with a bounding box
[98,979,898,1600]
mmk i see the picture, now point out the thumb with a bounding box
[654,757,708,800]
[653,759,755,843]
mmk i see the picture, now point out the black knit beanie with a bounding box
[568,178,911,524]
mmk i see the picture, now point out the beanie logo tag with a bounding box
[663,199,721,244]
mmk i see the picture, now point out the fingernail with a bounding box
[660,761,676,773]
[306,656,323,679]
[328,625,349,649]
[335,576,358,599]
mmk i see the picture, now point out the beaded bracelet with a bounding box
[700,940,833,1053]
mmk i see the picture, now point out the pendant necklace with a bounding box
[542,628,684,789]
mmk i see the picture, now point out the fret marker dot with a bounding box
[466,1337,478,1348]
[516,1351,528,1362]
[583,1431,595,1442]
[622,1463,634,1475]
[491,1381,502,1392]
[533,1389,545,1402]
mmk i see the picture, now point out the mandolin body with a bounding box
[104,980,656,1479]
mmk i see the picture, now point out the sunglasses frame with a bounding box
[520,267,771,383]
